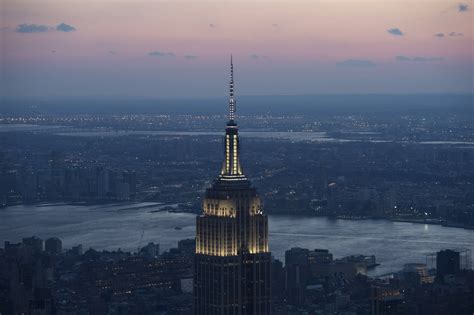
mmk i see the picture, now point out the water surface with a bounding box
[1,203,473,276]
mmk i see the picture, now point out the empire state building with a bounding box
[194,57,271,314]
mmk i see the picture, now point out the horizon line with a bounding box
[2,92,473,102]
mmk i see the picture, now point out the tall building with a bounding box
[285,247,309,306]
[436,249,461,278]
[22,236,44,253]
[45,237,62,254]
[194,57,271,314]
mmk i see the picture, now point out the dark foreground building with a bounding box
[194,57,271,314]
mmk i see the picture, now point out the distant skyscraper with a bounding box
[22,236,44,253]
[436,249,461,278]
[285,247,309,306]
[194,57,271,314]
[45,237,62,254]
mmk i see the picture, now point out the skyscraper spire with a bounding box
[220,56,245,179]
[229,54,236,123]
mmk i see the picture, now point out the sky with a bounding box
[1,0,473,99]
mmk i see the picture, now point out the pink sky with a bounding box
[1,0,473,98]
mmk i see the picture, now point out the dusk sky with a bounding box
[1,0,473,99]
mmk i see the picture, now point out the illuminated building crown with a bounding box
[219,55,247,183]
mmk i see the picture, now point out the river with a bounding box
[1,202,473,276]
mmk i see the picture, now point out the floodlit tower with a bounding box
[194,56,271,315]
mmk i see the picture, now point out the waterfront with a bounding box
[1,203,473,276]
[54,129,474,146]
[2,124,474,146]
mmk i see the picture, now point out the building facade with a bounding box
[194,57,271,314]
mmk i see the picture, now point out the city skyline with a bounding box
[1,0,473,99]
[1,1,474,314]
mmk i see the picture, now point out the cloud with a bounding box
[16,23,50,33]
[209,23,217,28]
[249,54,270,60]
[396,55,411,62]
[15,23,76,34]
[272,23,279,27]
[56,23,76,32]
[449,32,463,36]
[387,28,404,36]
[109,50,118,55]
[184,54,198,60]
[148,51,175,57]
[434,33,445,38]
[413,56,444,62]
[0,26,9,31]
[397,56,444,62]
[458,3,469,12]
[336,59,376,67]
